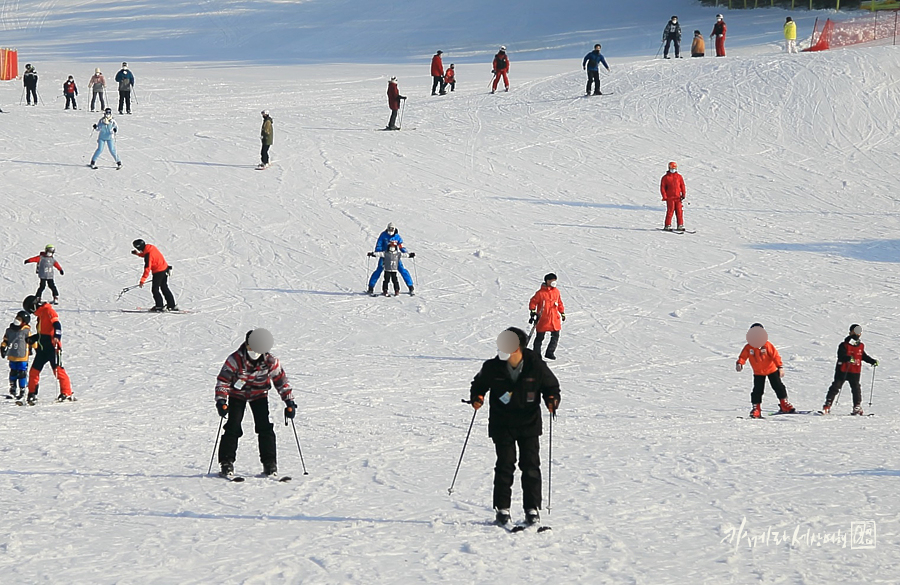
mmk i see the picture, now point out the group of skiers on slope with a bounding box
[1,239,178,405]
[19,62,135,112]
[662,14,727,59]
[735,323,879,419]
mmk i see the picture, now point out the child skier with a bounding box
[822,324,878,415]
[22,295,73,404]
[1,311,35,400]
[372,240,414,296]
[63,75,78,110]
[529,273,566,360]
[444,64,456,92]
[691,31,705,57]
[215,328,296,479]
[91,108,121,169]
[736,323,795,418]
[660,161,687,231]
[24,244,64,304]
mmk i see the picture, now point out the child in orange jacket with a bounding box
[735,323,795,418]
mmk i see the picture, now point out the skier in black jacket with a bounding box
[662,16,682,59]
[469,327,560,527]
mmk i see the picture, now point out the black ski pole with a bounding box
[207,416,224,475]
[448,400,478,495]
[656,40,664,59]
[868,364,877,407]
[286,412,309,475]
[547,409,553,515]
[19,87,25,105]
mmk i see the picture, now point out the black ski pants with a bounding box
[750,372,787,405]
[151,270,176,309]
[431,76,445,95]
[586,70,601,95]
[533,330,560,358]
[26,87,37,105]
[260,143,270,165]
[664,35,680,58]
[118,90,131,113]
[382,271,400,293]
[218,396,277,466]
[91,90,105,110]
[65,94,77,109]
[388,109,399,129]
[825,369,862,407]
[36,278,59,299]
[493,432,542,512]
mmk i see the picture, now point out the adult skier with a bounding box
[529,273,566,360]
[88,68,106,111]
[710,14,727,57]
[259,110,273,169]
[115,62,134,114]
[431,50,446,95]
[62,75,78,110]
[469,327,560,527]
[784,17,798,54]
[23,244,64,304]
[582,44,610,96]
[22,295,74,404]
[131,239,178,312]
[662,16,682,59]
[366,222,415,295]
[1,311,34,400]
[91,108,121,169]
[23,64,38,106]
[491,46,510,94]
[659,161,686,231]
[822,325,878,415]
[735,323,795,419]
[371,240,414,296]
[215,328,296,478]
[386,77,406,130]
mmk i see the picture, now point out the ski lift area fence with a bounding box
[805,9,900,50]
[0,48,18,81]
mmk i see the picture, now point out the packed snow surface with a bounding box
[2,1,900,584]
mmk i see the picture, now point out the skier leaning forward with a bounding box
[91,109,121,169]
[22,295,74,404]
[215,328,297,478]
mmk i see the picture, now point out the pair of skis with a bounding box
[218,472,292,483]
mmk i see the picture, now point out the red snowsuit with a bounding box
[29,301,73,398]
[711,21,727,56]
[529,284,565,333]
[660,171,686,227]
[492,52,509,92]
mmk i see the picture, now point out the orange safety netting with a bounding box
[806,10,900,52]
[0,48,18,80]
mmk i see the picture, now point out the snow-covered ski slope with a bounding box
[4,1,900,584]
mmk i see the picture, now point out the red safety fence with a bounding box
[806,10,900,51]
[0,48,18,80]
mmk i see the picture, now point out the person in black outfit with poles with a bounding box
[662,16,682,59]
[469,327,560,527]
[822,324,878,415]
[23,64,38,105]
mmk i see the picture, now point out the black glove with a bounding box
[400,96,407,100]
[529,311,537,324]
[1,347,6,359]
[23,259,28,264]
[367,252,375,257]
[284,399,297,420]
[216,399,228,418]
[408,252,415,258]
[545,395,560,417]
[680,195,685,201]
[113,128,117,133]
[26,334,39,345]
[561,313,566,322]
[491,69,495,74]
[59,269,64,276]
[92,124,98,129]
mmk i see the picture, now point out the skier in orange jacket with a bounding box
[22,295,73,404]
[132,239,178,311]
[528,273,566,360]
[660,161,686,231]
[736,323,795,418]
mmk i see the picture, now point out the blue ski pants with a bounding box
[9,361,28,389]
[93,138,119,163]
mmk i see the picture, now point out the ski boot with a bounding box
[494,508,510,526]
[676,224,685,232]
[166,306,180,312]
[545,351,556,360]
[524,509,540,525]
[117,161,122,169]
[663,225,673,231]
[408,287,415,297]
[851,405,865,416]
[149,306,165,313]
[778,399,796,414]
[262,461,278,477]
[90,160,97,169]
[56,393,74,402]
[219,461,234,478]
[366,286,374,295]
[26,393,37,406]
[749,404,762,419]
[393,288,400,297]
[822,402,832,415]
[8,380,16,397]
[52,296,59,305]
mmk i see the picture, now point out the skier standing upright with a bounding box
[662,16,682,59]
[735,323,795,419]
[63,76,78,110]
[259,110,273,169]
[784,17,798,54]
[529,273,566,360]
[131,239,178,311]
[366,222,415,295]
[24,244,64,304]
[88,68,106,111]
[386,77,406,130]
[1,311,35,400]
[115,62,134,114]
[710,14,727,57]
[431,51,446,95]
[21,295,74,404]
[91,108,121,169]
[469,327,560,527]
[215,328,296,478]
[491,46,510,94]
[659,161,686,231]
[369,240,414,296]
[23,64,38,106]
[582,44,610,96]
[822,325,878,415]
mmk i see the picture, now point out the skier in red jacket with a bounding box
[528,273,566,360]
[659,161,687,231]
[386,77,406,130]
[431,51,446,95]
[710,14,727,57]
[822,324,878,415]
[492,46,510,94]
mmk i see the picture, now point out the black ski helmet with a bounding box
[15,311,31,325]
[850,324,862,336]
[23,295,38,314]
[133,239,146,251]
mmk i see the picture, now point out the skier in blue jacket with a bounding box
[582,44,610,96]
[366,222,415,295]
[90,108,121,169]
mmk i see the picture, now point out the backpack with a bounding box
[496,55,507,71]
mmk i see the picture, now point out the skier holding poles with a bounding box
[529,273,566,360]
[468,327,560,530]
[91,108,121,169]
[662,16,682,59]
[23,64,38,106]
[822,324,878,415]
[386,77,406,130]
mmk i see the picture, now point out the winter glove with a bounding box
[873,360,879,367]
[472,396,484,411]
[92,124,98,129]
[59,269,64,276]
[680,195,685,201]
[545,395,560,415]
[1,347,6,359]
[216,399,228,418]
[113,128,117,133]
[561,313,566,322]
[400,96,407,100]
[26,334,39,345]
[284,399,297,419]
[491,69,496,74]
[777,367,785,378]
[408,252,415,258]
[367,251,375,257]
[528,311,537,324]
[735,362,743,372]
[131,250,139,255]
[23,259,28,264]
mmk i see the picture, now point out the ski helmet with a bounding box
[15,311,30,325]
[716,14,723,20]
[668,161,678,170]
[22,295,38,314]
[104,108,112,116]
[132,239,146,251]
[850,324,862,336]
[500,46,506,51]
[45,244,55,255]
[122,62,128,67]
[544,273,557,282]
[246,328,274,354]
[261,109,269,116]
[386,222,396,234]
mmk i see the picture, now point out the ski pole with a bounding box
[834,370,849,407]
[448,400,478,495]
[286,413,309,475]
[131,88,138,105]
[207,416,224,475]
[398,98,406,129]
[868,364,877,407]
[117,284,142,301]
[412,256,419,289]
[656,41,664,59]
[19,87,24,105]
[365,255,371,290]
[547,409,553,514]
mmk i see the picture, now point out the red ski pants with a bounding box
[492,71,509,91]
[715,35,726,57]
[665,199,684,227]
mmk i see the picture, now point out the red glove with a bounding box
[545,396,560,414]
[139,280,145,288]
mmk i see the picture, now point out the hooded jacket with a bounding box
[529,283,565,333]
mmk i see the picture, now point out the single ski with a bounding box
[768,410,816,416]
[121,308,193,314]
[218,472,245,482]
[510,523,551,533]
[816,411,875,417]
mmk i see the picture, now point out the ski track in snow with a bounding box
[3,3,900,585]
